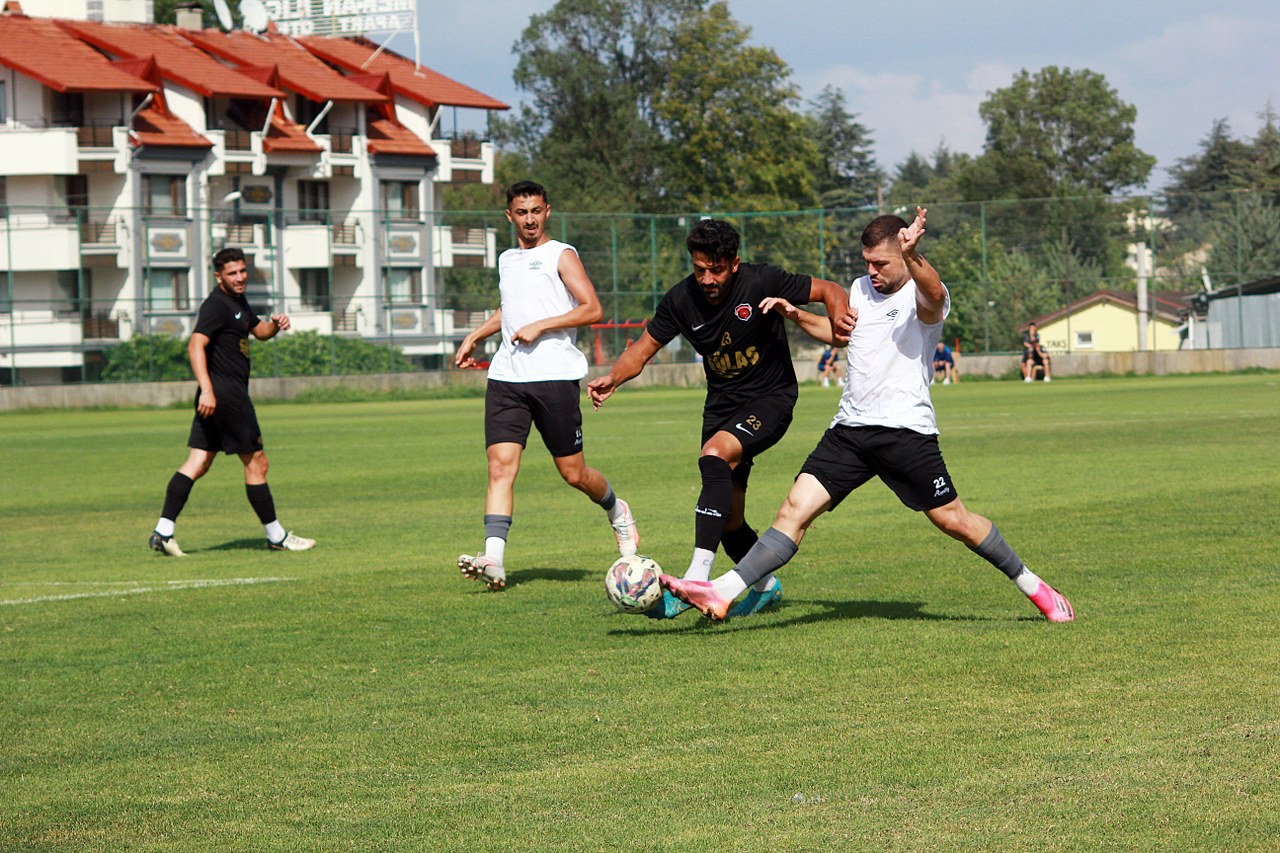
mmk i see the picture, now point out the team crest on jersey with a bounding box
[734,303,752,321]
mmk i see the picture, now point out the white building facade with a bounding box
[1,0,506,383]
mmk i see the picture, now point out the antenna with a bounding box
[240,0,269,33]
[212,0,233,30]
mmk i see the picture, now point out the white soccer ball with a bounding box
[605,554,663,614]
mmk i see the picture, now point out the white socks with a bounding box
[712,571,748,602]
[1013,567,1041,596]
[485,536,507,565]
[684,548,715,581]
[265,520,286,543]
[155,518,175,537]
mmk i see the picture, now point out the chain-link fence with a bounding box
[3,189,1278,385]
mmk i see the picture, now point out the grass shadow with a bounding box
[608,597,994,636]
[203,538,271,552]
[505,567,593,586]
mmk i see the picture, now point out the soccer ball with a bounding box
[605,554,663,614]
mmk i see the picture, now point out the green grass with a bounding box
[2,374,1278,851]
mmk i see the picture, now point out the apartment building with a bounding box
[0,0,507,383]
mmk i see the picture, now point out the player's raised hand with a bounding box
[271,313,291,332]
[586,375,616,410]
[899,206,927,255]
[759,296,800,320]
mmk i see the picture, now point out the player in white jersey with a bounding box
[661,208,1075,623]
[453,181,639,590]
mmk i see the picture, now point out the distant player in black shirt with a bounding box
[587,219,852,618]
[148,247,315,556]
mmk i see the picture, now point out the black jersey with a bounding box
[193,287,260,388]
[647,263,812,402]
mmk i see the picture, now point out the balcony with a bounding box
[433,224,496,268]
[0,125,78,175]
[0,212,81,270]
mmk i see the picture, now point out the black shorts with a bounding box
[702,393,796,487]
[188,385,263,455]
[485,379,584,458]
[799,425,958,512]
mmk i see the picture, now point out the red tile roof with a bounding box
[109,55,213,149]
[299,36,508,110]
[57,20,284,99]
[0,15,155,93]
[180,29,388,103]
[366,118,434,157]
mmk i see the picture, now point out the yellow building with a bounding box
[1029,291,1189,354]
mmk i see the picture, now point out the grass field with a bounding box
[2,374,1278,851]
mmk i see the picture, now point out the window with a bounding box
[62,175,89,219]
[0,80,7,123]
[383,268,422,304]
[51,91,84,127]
[0,176,7,218]
[296,97,328,134]
[148,269,190,310]
[381,180,419,219]
[1074,330,1094,349]
[297,180,329,223]
[144,175,187,216]
[56,270,84,315]
[299,269,331,311]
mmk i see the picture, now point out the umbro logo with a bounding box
[529,260,544,269]
[886,309,899,318]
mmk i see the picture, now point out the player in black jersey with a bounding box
[147,248,314,556]
[587,219,852,619]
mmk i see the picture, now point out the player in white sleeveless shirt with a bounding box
[662,208,1075,623]
[453,181,639,590]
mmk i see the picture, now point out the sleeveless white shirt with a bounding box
[832,274,950,435]
[487,240,589,383]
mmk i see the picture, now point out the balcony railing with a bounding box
[80,220,119,244]
[76,125,116,147]
[450,138,483,159]
[225,129,254,152]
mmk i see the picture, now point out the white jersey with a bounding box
[487,240,589,383]
[832,274,950,435]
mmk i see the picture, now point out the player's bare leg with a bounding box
[461,442,522,590]
[554,452,639,557]
[925,498,1073,622]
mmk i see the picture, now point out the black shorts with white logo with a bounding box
[485,379,584,458]
[799,425,958,511]
[702,393,796,487]
[188,384,263,455]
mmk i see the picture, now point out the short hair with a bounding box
[506,180,548,206]
[685,219,740,262]
[861,215,908,249]
[212,247,246,272]
[1028,322,1038,329]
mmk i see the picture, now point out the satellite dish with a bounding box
[212,0,233,30]
[240,0,268,33]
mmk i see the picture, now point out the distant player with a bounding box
[148,247,314,556]
[932,340,956,384]
[817,346,841,387]
[662,208,1074,623]
[453,180,639,591]
[587,219,853,619]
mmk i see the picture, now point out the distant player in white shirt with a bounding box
[453,181,639,590]
[662,208,1075,623]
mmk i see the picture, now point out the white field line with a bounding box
[0,577,297,606]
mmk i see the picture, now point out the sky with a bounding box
[385,0,1280,192]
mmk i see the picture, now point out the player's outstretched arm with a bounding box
[455,309,502,369]
[586,330,663,410]
[809,278,854,344]
[761,297,838,345]
[512,248,604,345]
[900,207,946,324]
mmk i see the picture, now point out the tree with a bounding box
[805,86,883,209]
[500,0,705,211]
[962,66,1155,200]
[651,3,819,212]
[1164,119,1253,218]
